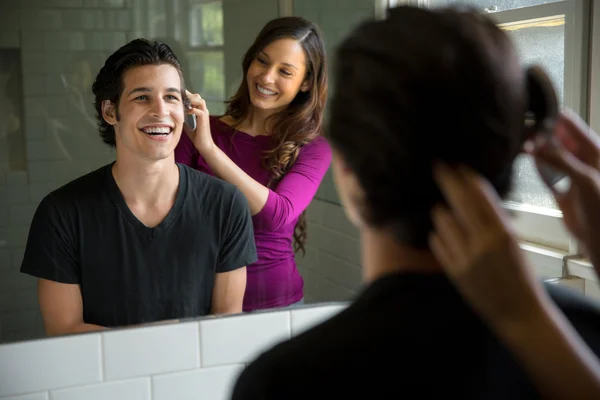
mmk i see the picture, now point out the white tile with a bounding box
[295,245,318,270]
[102,321,199,381]
[290,304,347,336]
[9,204,37,227]
[0,334,102,398]
[308,225,360,265]
[318,251,362,292]
[200,312,290,367]
[50,378,150,400]
[318,276,357,303]
[321,201,359,238]
[585,280,600,301]
[20,11,62,31]
[0,10,20,30]
[553,277,585,293]
[1,393,48,400]
[0,249,10,269]
[297,266,323,302]
[306,200,324,224]
[5,171,28,187]
[567,259,599,282]
[152,365,244,400]
[0,31,19,48]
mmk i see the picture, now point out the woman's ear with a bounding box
[300,79,312,93]
[102,100,118,125]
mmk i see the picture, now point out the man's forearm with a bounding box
[211,303,243,315]
[72,323,106,333]
[46,322,106,336]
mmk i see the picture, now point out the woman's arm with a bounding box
[199,140,271,215]
[201,137,331,229]
[497,299,600,400]
[182,91,331,227]
[430,164,600,400]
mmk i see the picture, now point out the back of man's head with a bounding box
[328,6,529,247]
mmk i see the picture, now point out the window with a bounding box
[441,0,563,12]
[187,0,226,115]
[133,0,226,115]
[403,0,589,253]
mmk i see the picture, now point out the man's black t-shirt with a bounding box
[231,273,600,400]
[20,163,257,327]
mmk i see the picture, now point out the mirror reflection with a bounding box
[0,0,594,353]
[0,0,378,344]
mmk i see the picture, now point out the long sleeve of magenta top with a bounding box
[174,116,332,311]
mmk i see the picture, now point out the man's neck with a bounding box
[112,155,179,207]
[360,227,443,284]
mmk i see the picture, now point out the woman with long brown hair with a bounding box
[175,16,330,311]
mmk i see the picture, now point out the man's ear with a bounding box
[101,100,118,125]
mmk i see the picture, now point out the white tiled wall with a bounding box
[0,304,347,400]
[296,199,362,303]
[0,0,130,343]
[199,311,291,367]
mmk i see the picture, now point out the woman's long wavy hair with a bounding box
[225,17,328,255]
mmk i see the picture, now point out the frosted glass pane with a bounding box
[504,17,564,209]
[506,18,565,104]
[447,0,562,12]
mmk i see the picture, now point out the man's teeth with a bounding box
[142,127,171,135]
[257,85,276,96]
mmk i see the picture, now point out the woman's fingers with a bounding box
[458,166,509,228]
[555,111,600,169]
[534,142,594,190]
[433,163,489,233]
[430,205,469,268]
[185,90,207,111]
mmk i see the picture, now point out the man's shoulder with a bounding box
[39,164,110,210]
[180,164,247,210]
[180,163,238,194]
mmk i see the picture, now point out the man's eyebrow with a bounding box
[127,87,182,96]
[127,87,151,96]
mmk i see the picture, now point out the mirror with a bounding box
[0,0,379,345]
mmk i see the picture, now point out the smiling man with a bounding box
[20,39,257,336]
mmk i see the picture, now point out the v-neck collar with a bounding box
[105,162,187,241]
